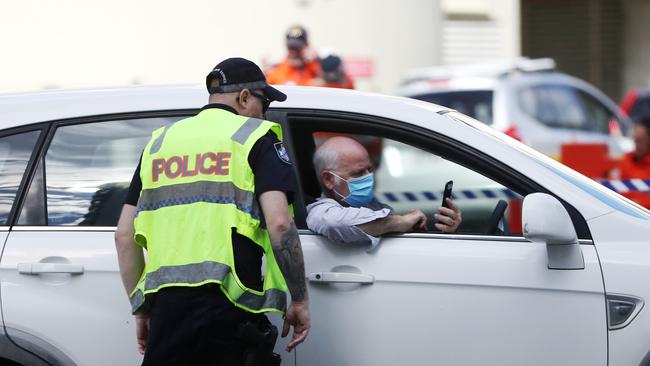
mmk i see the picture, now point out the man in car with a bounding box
[115,57,309,365]
[611,115,650,208]
[306,136,462,250]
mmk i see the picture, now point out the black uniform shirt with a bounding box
[124,104,296,291]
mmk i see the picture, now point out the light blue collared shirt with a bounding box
[306,196,393,250]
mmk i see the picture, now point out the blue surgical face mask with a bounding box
[329,171,375,207]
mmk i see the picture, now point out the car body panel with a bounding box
[588,211,650,366]
[298,232,606,365]
[0,230,139,365]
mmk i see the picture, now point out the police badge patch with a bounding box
[274,142,291,165]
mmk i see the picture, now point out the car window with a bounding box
[518,85,588,130]
[311,133,524,235]
[0,130,41,225]
[445,111,650,221]
[411,91,493,124]
[576,90,619,134]
[28,117,184,226]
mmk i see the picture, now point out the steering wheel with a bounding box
[486,200,509,235]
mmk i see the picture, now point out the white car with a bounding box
[395,58,634,159]
[0,85,648,366]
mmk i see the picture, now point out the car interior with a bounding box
[269,109,594,240]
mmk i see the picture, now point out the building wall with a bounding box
[0,0,443,93]
[622,0,650,94]
[440,0,520,65]
[521,0,623,100]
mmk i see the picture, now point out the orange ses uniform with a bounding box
[616,152,650,208]
[266,59,321,86]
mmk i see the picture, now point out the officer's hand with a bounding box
[282,301,310,352]
[135,314,150,355]
[434,198,462,233]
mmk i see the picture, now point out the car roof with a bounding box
[401,58,556,83]
[395,77,498,96]
[0,84,451,130]
[394,70,588,97]
[0,84,632,220]
[395,70,619,107]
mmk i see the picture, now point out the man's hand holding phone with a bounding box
[434,180,462,232]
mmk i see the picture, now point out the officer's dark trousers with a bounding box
[141,284,268,366]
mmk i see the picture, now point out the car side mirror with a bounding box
[522,193,584,270]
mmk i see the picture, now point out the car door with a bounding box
[516,84,612,155]
[0,127,53,363]
[0,114,186,366]
[285,114,606,366]
[575,88,632,156]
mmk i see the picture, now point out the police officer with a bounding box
[115,57,310,365]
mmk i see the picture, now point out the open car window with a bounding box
[309,132,523,235]
[281,110,592,240]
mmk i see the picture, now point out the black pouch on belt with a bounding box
[236,319,282,366]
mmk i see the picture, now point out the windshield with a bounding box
[412,90,493,124]
[445,111,650,220]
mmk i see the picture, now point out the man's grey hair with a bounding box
[313,144,339,181]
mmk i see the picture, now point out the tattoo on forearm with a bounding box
[272,222,308,302]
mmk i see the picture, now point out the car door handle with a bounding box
[308,272,374,284]
[17,263,84,275]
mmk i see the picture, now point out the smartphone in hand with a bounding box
[441,180,453,208]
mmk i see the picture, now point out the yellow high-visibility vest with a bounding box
[130,108,288,315]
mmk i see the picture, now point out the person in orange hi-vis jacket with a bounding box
[611,115,650,208]
[266,25,321,86]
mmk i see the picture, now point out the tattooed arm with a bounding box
[259,190,310,351]
[270,221,308,301]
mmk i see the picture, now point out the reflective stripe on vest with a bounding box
[129,261,287,313]
[135,180,261,220]
[149,116,265,156]
[231,118,264,145]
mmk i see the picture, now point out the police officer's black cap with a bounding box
[206,57,287,102]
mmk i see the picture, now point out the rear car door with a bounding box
[284,112,606,365]
[0,128,47,364]
[0,114,186,366]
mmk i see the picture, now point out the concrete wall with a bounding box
[0,0,443,93]
[622,0,650,93]
[440,0,520,64]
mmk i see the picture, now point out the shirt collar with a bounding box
[200,103,239,115]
